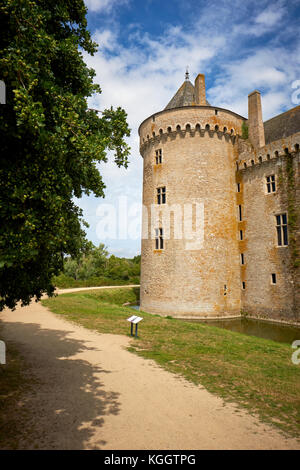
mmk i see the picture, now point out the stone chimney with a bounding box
[248,90,265,148]
[195,74,206,105]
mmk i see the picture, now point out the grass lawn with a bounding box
[42,287,300,438]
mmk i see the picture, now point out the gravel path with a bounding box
[0,287,299,450]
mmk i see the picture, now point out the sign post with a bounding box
[127,316,143,337]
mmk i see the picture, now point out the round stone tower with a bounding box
[139,73,246,318]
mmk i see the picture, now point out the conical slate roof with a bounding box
[165,80,210,110]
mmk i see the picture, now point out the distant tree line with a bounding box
[54,242,140,287]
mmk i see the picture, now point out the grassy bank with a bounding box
[42,288,300,438]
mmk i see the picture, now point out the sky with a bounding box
[79,0,300,258]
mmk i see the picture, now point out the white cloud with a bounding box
[78,3,300,255]
[255,4,285,27]
[85,0,129,13]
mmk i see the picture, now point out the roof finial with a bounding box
[185,66,189,81]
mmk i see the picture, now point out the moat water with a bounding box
[130,306,300,344]
[184,317,300,344]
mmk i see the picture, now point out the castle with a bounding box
[139,72,300,324]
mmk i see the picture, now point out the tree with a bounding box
[0,1,131,310]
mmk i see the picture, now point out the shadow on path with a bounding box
[0,320,120,449]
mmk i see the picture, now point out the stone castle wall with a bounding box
[237,136,300,323]
[140,106,245,317]
[139,100,300,322]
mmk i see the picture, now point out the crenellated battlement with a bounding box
[140,123,238,154]
[236,132,300,170]
[138,105,245,153]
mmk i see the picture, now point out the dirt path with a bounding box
[0,288,299,450]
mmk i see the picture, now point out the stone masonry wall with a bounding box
[140,107,245,318]
[238,137,300,323]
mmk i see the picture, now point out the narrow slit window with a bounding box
[155,228,164,250]
[241,253,245,265]
[157,186,166,205]
[242,281,246,290]
[276,213,288,246]
[266,175,276,193]
[237,183,240,193]
[155,149,162,164]
[238,205,242,221]
[271,273,277,284]
[240,230,243,241]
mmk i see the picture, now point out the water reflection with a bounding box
[185,317,300,344]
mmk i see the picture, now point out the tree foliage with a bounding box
[0,0,131,310]
[55,244,141,287]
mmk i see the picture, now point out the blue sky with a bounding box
[79,0,300,257]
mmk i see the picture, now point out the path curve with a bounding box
[0,287,299,450]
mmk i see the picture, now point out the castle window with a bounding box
[155,149,162,164]
[155,228,164,250]
[242,281,246,290]
[271,273,277,284]
[215,110,218,115]
[266,175,276,193]
[240,230,243,241]
[238,205,242,221]
[157,186,166,204]
[276,214,288,246]
[237,183,241,192]
[241,253,245,265]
